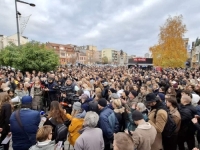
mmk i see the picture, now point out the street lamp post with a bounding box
[15,0,35,46]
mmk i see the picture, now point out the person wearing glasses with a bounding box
[29,125,62,150]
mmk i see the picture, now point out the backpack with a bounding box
[50,119,68,142]
[154,108,176,138]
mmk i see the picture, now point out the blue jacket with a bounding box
[98,107,119,143]
[81,98,93,112]
[10,109,40,150]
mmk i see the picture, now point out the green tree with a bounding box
[102,56,108,64]
[0,41,59,72]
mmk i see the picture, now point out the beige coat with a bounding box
[170,108,181,133]
[132,122,157,150]
[148,109,167,150]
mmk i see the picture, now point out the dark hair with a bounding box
[48,101,67,124]
[7,89,14,94]
[166,96,178,108]
[181,89,192,98]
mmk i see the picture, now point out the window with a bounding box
[60,52,66,57]
[60,47,64,50]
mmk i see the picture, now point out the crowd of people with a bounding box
[1,66,200,150]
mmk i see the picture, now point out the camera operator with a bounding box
[59,91,72,114]
[44,77,57,110]
[63,78,76,93]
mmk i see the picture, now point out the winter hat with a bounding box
[132,110,144,121]
[98,98,107,107]
[130,90,138,97]
[21,96,32,104]
[73,102,82,111]
[146,93,157,103]
[111,93,119,99]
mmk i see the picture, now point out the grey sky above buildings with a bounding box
[0,0,200,56]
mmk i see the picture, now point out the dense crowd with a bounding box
[1,66,200,150]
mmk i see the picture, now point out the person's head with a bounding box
[136,103,147,112]
[166,95,178,108]
[7,89,14,98]
[66,78,72,85]
[98,98,107,110]
[132,110,145,125]
[152,84,158,90]
[71,102,82,117]
[181,95,192,105]
[145,93,159,107]
[159,87,165,93]
[83,111,99,128]
[95,87,102,94]
[113,132,134,150]
[112,99,122,109]
[48,101,66,123]
[17,82,24,90]
[34,77,40,84]
[121,90,129,98]
[111,93,119,101]
[140,85,147,94]
[133,85,139,91]
[0,93,11,113]
[80,94,88,103]
[187,84,195,92]
[181,89,192,98]
[128,90,137,100]
[36,125,53,142]
[21,96,32,108]
[95,92,102,100]
[47,77,54,83]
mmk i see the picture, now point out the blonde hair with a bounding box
[113,99,122,108]
[36,125,52,142]
[0,93,11,113]
[95,88,102,94]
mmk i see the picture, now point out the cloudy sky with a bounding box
[0,0,200,56]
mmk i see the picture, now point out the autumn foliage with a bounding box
[149,15,188,67]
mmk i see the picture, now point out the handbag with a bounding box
[15,110,32,142]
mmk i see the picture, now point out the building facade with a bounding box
[0,34,29,50]
[102,48,118,64]
[93,50,102,64]
[46,42,76,65]
[75,45,97,65]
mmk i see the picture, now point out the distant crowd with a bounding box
[1,66,200,150]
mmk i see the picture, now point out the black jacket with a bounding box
[178,103,197,135]
[0,103,12,135]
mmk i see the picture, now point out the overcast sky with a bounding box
[0,0,200,56]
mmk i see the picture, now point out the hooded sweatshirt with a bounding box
[29,140,56,150]
[131,122,157,150]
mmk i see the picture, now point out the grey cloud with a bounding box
[0,0,200,56]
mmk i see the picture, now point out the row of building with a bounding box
[0,34,136,66]
[188,38,200,68]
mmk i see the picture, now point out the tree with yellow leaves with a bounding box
[149,15,187,68]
